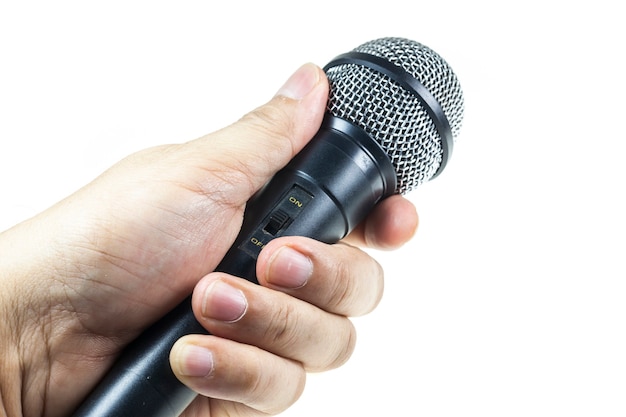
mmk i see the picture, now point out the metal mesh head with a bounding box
[325,37,464,194]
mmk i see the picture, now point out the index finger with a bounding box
[342,194,419,250]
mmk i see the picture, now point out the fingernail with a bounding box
[178,344,214,377]
[267,246,313,289]
[201,280,248,322]
[275,63,320,100]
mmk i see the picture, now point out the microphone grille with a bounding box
[325,37,464,194]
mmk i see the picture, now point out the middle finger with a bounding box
[191,273,356,372]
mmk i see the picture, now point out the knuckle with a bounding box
[245,358,306,414]
[263,301,301,350]
[329,320,357,369]
[325,252,384,316]
[309,319,357,372]
[327,261,355,310]
[367,258,385,312]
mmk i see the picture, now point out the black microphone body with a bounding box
[71,37,464,416]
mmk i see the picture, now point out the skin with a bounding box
[0,63,418,417]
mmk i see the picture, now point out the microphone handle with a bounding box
[70,115,397,417]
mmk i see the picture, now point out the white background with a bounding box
[1,1,625,416]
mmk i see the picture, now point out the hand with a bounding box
[0,63,418,417]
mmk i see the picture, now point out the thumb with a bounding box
[184,63,329,205]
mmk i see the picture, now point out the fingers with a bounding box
[170,233,384,373]
[187,272,358,372]
[170,235,380,413]
[181,63,329,206]
[169,266,356,414]
[343,194,419,250]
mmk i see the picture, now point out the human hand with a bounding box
[0,63,418,417]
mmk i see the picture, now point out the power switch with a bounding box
[263,209,292,236]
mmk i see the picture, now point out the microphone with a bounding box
[71,37,464,417]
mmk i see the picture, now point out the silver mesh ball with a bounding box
[325,37,464,194]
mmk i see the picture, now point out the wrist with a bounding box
[0,211,105,417]
[0,219,59,417]
[0,290,19,417]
